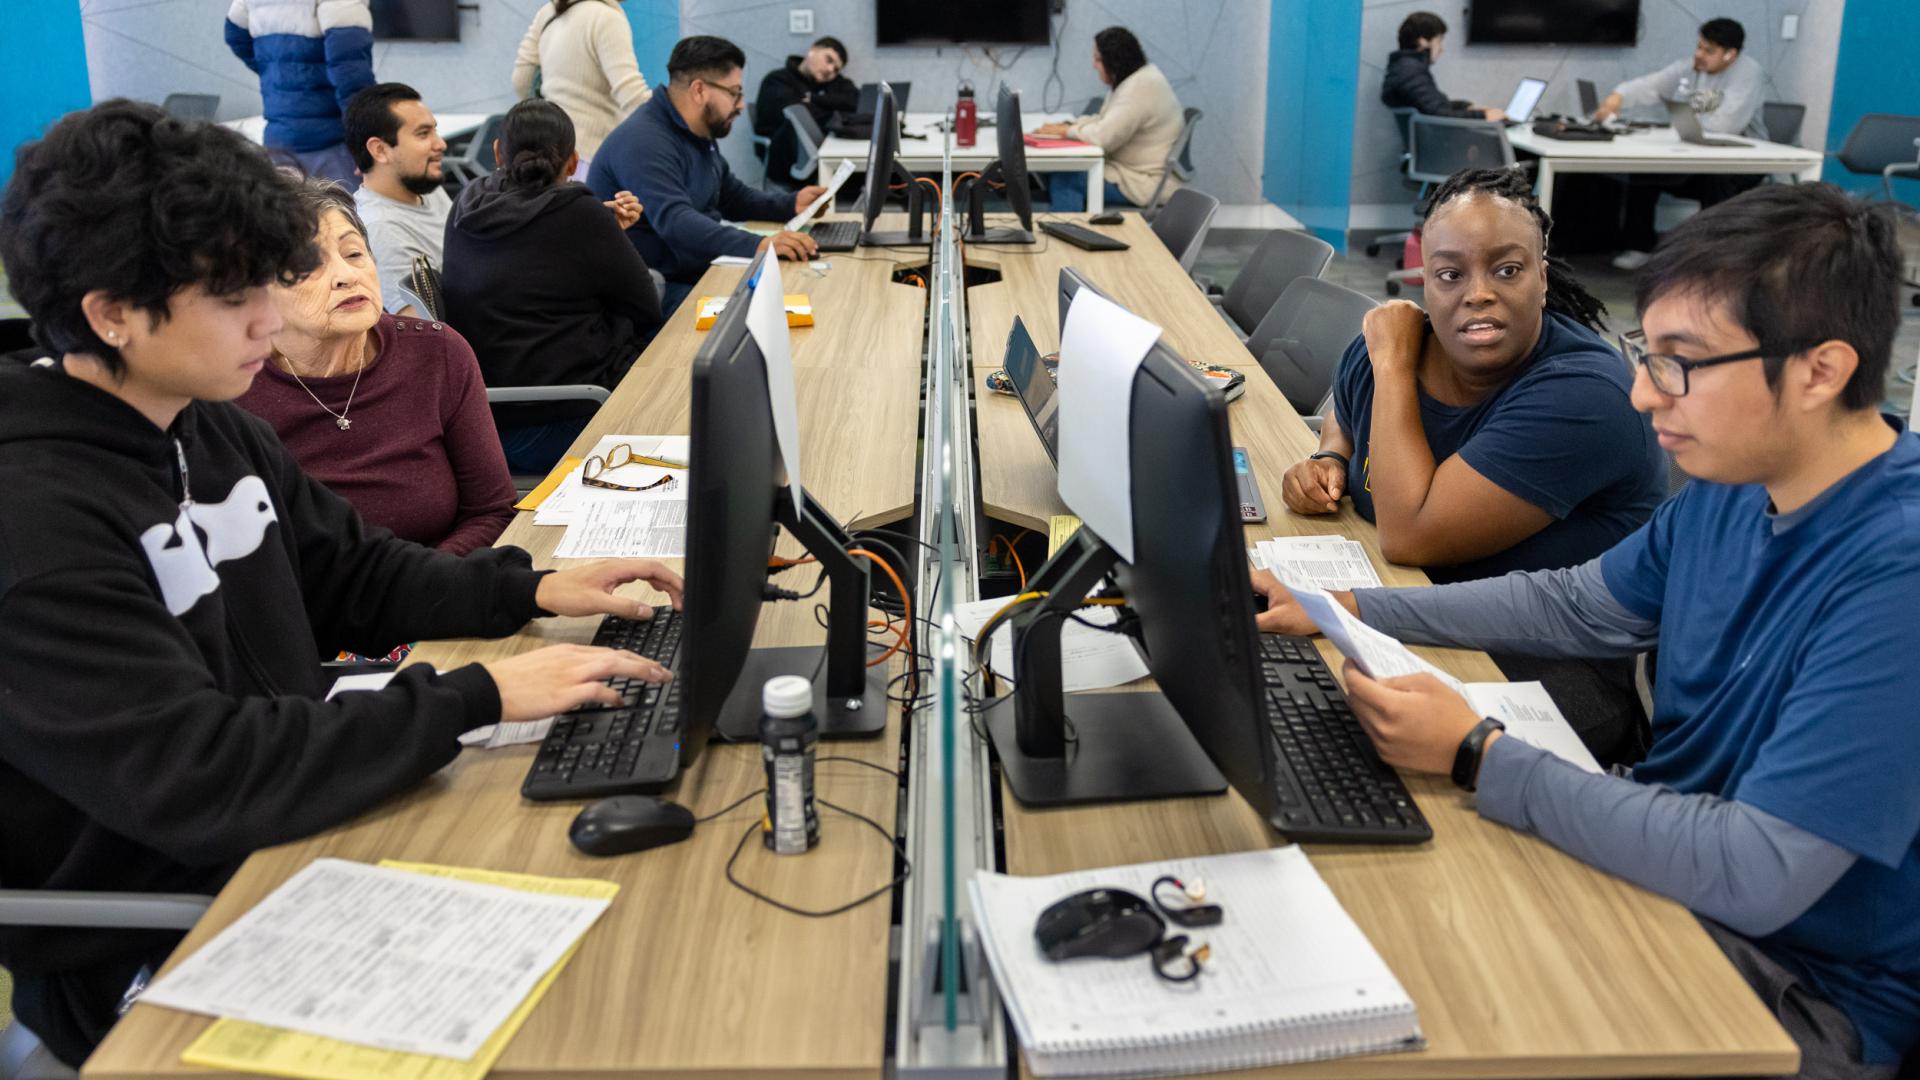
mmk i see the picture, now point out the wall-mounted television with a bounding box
[371,0,460,42]
[876,0,1050,46]
[1467,0,1640,46]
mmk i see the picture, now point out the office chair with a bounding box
[1364,108,1421,263]
[1082,95,1105,115]
[782,104,826,187]
[1243,276,1377,432]
[747,103,772,168]
[486,385,613,495]
[1142,108,1202,221]
[440,113,505,190]
[1834,113,1920,207]
[160,93,220,122]
[1210,229,1335,341]
[1384,114,1517,296]
[1150,188,1219,275]
[0,889,214,1080]
[1760,101,1806,147]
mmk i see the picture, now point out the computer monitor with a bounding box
[685,253,890,744]
[1577,78,1601,118]
[857,82,929,247]
[856,81,911,115]
[1504,77,1548,123]
[1001,317,1058,465]
[962,86,1036,244]
[985,271,1281,816]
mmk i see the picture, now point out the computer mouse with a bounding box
[1033,887,1166,960]
[568,795,695,857]
[1087,211,1124,226]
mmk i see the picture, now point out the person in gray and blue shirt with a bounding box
[1259,183,1918,1078]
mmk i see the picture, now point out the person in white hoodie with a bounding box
[512,0,652,169]
[1034,26,1185,212]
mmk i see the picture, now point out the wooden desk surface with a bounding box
[85,244,929,1080]
[966,214,1799,1077]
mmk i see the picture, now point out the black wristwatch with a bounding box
[1308,450,1350,470]
[1451,717,1506,791]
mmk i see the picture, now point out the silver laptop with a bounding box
[1665,99,1747,147]
[1578,79,1600,117]
[1502,77,1549,125]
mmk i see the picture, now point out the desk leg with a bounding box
[1087,160,1106,214]
[1534,160,1558,215]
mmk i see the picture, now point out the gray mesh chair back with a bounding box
[1835,113,1920,203]
[1407,114,1515,184]
[1219,229,1334,337]
[1083,95,1105,114]
[1761,101,1806,146]
[1390,107,1416,150]
[783,103,826,184]
[1244,277,1378,416]
[1150,187,1219,274]
[1142,107,1203,218]
[162,93,220,121]
[442,113,505,188]
[748,102,772,164]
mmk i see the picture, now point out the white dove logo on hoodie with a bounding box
[138,475,279,615]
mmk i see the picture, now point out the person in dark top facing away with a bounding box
[754,35,856,190]
[1380,11,1505,121]
[1256,182,1919,1080]
[0,101,683,1068]
[443,98,663,474]
[587,35,828,312]
[1256,166,1665,763]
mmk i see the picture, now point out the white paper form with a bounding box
[139,859,612,1061]
[534,435,689,527]
[324,672,397,699]
[1291,587,1467,695]
[786,158,857,230]
[553,497,688,558]
[1257,536,1383,592]
[951,596,1149,691]
[745,259,805,514]
[1055,290,1162,563]
[458,718,556,749]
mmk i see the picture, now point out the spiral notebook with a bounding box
[970,847,1423,1078]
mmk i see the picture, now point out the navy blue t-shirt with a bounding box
[1600,425,1920,1064]
[1331,310,1663,583]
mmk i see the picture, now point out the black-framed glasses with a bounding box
[582,444,680,492]
[697,78,745,103]
[1618,329,1816,398]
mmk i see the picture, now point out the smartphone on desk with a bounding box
[1233,447,1267,523]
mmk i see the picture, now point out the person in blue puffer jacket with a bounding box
[224,0,376,189]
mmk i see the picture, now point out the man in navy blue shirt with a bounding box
[1259,183,1918,1077]
[587,36,825,311]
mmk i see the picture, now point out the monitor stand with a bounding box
[961,160,1037,245]
[712,487,890,742]
[859,159,932,247]
[984,528,1226,807]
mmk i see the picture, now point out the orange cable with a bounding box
[848,548,912,666]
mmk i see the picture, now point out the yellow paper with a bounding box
[513,455,583,511]
[1047,514,1084,557]
[180,863,618,1080]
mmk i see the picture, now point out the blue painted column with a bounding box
[1262,0,1362,250]
[625,0,681,89]
[1821,0,1920,197]
[3,4,92,186]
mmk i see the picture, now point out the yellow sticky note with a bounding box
[513,456,583,511]
[179,863,618,1080]
[1047,514,1083,558]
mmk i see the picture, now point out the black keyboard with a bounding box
[1039,220,1131,251]
[1257,635,1432,844]
[520,611,689,800]
[808,220,861,252]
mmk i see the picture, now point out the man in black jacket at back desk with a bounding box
[1380,12,1505,122]
[754,35,857,189]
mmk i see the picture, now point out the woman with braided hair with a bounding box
[1253,165,1664,763]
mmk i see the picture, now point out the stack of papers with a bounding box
[1290,587,1601,772]
[972,847,1422,1077]
[539,434,689,559]
[1247,535,1383,592]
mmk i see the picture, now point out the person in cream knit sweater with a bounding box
[1037,26,1184,211]
[512,0,652,163]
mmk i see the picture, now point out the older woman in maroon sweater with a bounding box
[239,182,515,554]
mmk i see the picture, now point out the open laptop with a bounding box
[1665,99,1747,147]
[1001,317,1059,466]
[1501,77,1548,126]
[1578,78,1600,118]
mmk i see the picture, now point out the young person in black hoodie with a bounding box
[752,36,856,189]
[0,100,682,1068]
[442,98,664,474]
[1380,11,1505,121]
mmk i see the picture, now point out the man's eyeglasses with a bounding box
[1618,329,1816,398]
[698,79,745,103]
[582,444,681,492]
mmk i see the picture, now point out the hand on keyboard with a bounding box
[1341,665,1483,775]
[485,644,673,723]
[761,230,820,261]
[535,559,685,620]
